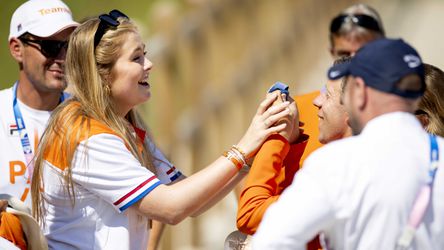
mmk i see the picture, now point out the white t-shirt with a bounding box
[0,87,51,206]
[41,110,182,250]
[253,112,444,250]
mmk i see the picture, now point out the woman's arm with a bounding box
[190,169,248,217]
[134,93,291,224]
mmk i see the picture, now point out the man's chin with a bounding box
[318,134,328,144]
[47,81,67,92]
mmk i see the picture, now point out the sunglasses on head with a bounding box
[93,9,129,49]
[414,109,428,116]
[19,37,68,58]
[330,14,382,34]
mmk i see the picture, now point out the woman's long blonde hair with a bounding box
[31,16,156,223]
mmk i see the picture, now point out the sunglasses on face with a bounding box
[93,9,129,49]
[330,14,382,34]
[19,37,68,58]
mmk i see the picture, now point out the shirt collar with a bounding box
[361,111,423,136]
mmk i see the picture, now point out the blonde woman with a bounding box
[31,10,291,250]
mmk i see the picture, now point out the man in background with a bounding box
[0,0,77,206]
[0,0,77,248]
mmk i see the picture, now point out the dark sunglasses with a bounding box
[93,9,129,49]
[19,37,68,58]
[414,109,428,116]
[330,14,382,34]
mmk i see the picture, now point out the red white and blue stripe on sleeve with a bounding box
[113,175,161,212]
[166,166,182,182]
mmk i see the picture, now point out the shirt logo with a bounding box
[329,70,341,79]
[403,54,421,68]
[9,123,19,137]
[38,7,71,16]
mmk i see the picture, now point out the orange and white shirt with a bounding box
[0,87,51,206]
[41,102,182,250]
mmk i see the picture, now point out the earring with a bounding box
[104,84,111,95]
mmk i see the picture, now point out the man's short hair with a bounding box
[332,56,353,94]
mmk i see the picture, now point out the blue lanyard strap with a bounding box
[12,83,33,160]
[12,82,66,167]
[428,133,439,184]
[396,133,439,249]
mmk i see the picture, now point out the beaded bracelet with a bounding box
[231,145,247,163]
[223,150,243,170]
[223,145,250,171]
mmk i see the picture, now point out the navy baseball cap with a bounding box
[327,38,425,98]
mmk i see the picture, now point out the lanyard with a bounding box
[12,82,66,180]
[396,133,439,249]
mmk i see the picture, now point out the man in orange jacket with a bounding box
[236,57,352,249]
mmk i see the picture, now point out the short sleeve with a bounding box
[71,133,162,212]
[145,139,183,184]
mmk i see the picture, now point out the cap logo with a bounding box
[403,54,421,68]
[38,7,71,16]
[329,70,341,79]
[17,24,22,32]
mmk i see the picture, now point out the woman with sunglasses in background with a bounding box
[329,3,385,59]
[30,10,291,250]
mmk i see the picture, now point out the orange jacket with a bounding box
[237,134,307,234]
[236,91,323,249]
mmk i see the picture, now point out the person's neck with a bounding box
[116,106,131,118]
[16,79,61,111]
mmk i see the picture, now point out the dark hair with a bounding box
[333,56,352,94]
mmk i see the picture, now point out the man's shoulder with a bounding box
[0,88,13,118]
[300,136,359,181]
[0,87,13,101]
[308,136,357,162]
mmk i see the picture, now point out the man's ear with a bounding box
[416,113,430,128]
[354,77,368,111]
[329,47,335,57]
[9,38,24,63]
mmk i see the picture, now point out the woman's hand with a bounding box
[236,92,291,159]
